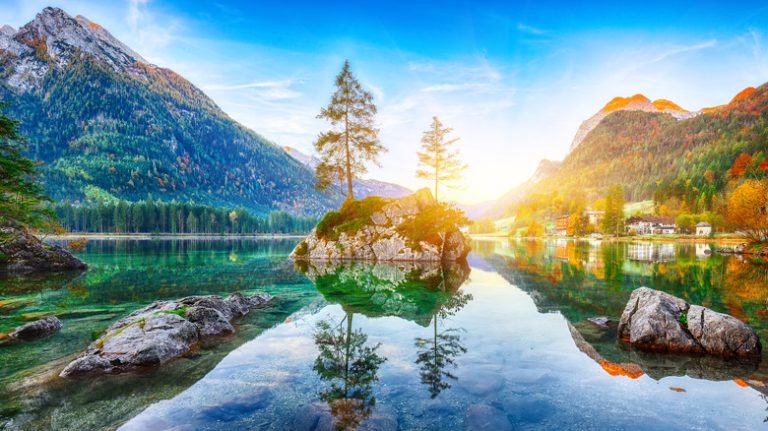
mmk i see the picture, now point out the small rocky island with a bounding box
[60,292,272,377]
[618,287,761,358]
[291,189,470,262]
[0,222,86,272]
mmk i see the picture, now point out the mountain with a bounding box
[518,83,768,208]
[483,159,561,218]
[283,146,412,198]
[0,7,340,215]
[569,93,696,152]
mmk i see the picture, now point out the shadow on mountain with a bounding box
[295,260,471,327]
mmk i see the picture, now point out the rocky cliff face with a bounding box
[291,189,470,262]
[0,223,86,272]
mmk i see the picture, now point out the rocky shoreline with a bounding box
[60,292,272,377]
[0,222,87,272]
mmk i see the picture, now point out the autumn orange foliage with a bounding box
[733,379,749,387]
[730,153,752,177]
[598,360,644,379]
[727,179,768,242]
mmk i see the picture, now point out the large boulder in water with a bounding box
[291,189,470,262]
[60,292,272,377]
[618,287,760,358]
[0,222,86,272]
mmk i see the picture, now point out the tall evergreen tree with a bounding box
[0,104,54,228]
[416,117,467,202]
[314,60,384,199]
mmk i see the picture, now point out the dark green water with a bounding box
[1,238,768,430]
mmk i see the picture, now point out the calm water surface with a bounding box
[1,238,768,430]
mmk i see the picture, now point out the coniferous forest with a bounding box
[53,198,317,234]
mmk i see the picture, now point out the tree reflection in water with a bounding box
[313,313,386,431]
[300,259,474,423]
[415,267,473,398]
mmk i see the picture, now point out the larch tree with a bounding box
[314,60,384,199]
[0,104,54,229]
[416,117,467,202]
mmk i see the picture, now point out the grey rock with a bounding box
[687,304,761,358]
[10,316,62,340]
[184,306,234,337]
[618,287,760,358]
[0,222,87,272]
[291,188,470,262]
[618,287,702,354]
[60,293,273,377]
[587,316,610,328]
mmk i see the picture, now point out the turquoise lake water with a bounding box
[1,238,768,430]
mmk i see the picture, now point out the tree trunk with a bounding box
[344,111,354,199]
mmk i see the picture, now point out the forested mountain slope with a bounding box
[522,83,768,213]
[0,7,340,215]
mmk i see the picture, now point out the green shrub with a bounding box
[316,196,388,241]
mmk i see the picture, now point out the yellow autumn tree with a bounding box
[727,179,768,243]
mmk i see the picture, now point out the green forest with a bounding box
[0,52,340,216]
[53,198,317,235]
[509,83,768,236]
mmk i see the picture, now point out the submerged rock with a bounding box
[10,316,62,341]
[0,222,87,272]
[291,189,470,262]
[618,287,760,358]
[59,292,272,377]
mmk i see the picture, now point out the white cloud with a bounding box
[517,22,549,35]
[649,39,717,64]
[203,79,303,100]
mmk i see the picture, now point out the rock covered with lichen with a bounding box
[0,222,86,272]
[59,292,272,377]
[291,188,470,262]
[618,287,760,358]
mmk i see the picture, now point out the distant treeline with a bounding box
[54,198,317,234]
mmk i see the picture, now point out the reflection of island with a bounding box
[296,260,471,326]
[415,289,472,398]
[298,260,475,402]
[313,316,386,431]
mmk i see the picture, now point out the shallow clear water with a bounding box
[2,238,768,430]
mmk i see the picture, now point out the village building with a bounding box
[554,215,569,236]
[585,209,605,227]
[696,221,712,236]
[625,215,676,235]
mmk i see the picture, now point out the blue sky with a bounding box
[3,1,768,203]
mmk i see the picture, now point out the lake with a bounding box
[1,238,768,430]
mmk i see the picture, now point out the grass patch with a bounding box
[316,196,388,241]
[678,311,688,326]
[157,305,188,317]
[95,317,145,348]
